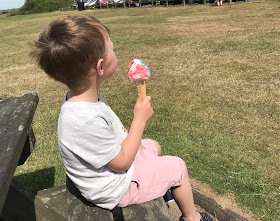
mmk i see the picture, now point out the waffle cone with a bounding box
[135,79,146,101]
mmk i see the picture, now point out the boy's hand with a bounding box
[107,93,153,173]
[133,93,154,123]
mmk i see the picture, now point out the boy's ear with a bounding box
[96,58,104,76]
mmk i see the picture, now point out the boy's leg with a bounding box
[138,140,199,220]
[119,153,185,207]
[171,163,200,221]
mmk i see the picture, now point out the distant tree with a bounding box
[19,0,73,14]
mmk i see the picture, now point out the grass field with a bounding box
[0,1,279,220]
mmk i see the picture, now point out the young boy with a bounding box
[31,16,213,221]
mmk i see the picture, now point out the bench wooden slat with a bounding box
[0,93,38,213]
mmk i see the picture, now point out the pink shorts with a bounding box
[118,139,185,207]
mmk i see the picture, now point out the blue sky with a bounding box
[0,0,25,11]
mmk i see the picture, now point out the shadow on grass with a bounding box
[14,167,55,192]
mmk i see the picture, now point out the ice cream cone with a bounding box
[135,79,146,101]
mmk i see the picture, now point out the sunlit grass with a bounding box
[0,2,279,220]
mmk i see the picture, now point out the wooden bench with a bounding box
[0,93,38,213]
[0,93,38,219]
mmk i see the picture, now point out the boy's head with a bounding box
[31,16,110,89]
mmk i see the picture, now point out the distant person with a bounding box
[31,16,213,221]
[77,0,85,10]
[215,0,223,6]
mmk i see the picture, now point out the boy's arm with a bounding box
[106,94,153,172]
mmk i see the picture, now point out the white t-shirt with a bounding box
[57,93,134,210]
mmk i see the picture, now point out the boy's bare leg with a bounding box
[171,163,201,221]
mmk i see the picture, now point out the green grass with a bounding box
[0,2,279,220]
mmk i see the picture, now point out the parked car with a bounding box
[159,0,182,4]
[159,0,215,4]
[84,0,94,7]
[186,0,228,4]
[125,0,137,6]
[134,0,153,6]
[71,0,91,9]
[96,0,114,8]
[85,0,99,7]
[70,3,77,8]
[113,0,125,6]
[113,0,136,6]
[187,0,205,3]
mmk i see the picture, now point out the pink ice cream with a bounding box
[127,59,151,100]
[127,59,151,83]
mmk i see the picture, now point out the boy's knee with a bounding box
[152,140,161,156]
[178,158,189,178]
